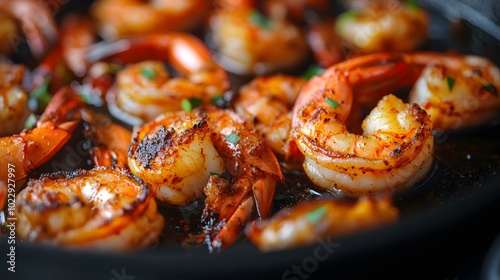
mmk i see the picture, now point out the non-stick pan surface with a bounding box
[1,1,500,279]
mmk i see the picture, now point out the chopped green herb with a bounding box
[24,113,37,130]
[225,132,241,145]
[302,64,325,80]
[30,79,52,113]
[406,0,420,11]
[210,94,226,107]
[306,205,328,223]
[335,10,360,33]
[325,97,340,109]
[181,98,203,113]
[141,68,156,79]
[249,10,273,29]
[446,76,455,92]
[482,83,498,97]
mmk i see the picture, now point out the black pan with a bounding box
[1,1,500,279]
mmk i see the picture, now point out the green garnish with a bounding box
[210,171,220,177]
[306,205,328,223]
[325,97,340,109]
[482,83,498,97]
[30,79,52,113]
[249,10,273,29]
[181,98,203,113]
[335,10,360,33]
[446,76,455,92]
[141,68,156,79]
[302,64,325,80]
[225,132,241,145]
[24,113,37,130]
[210,94,226,107]
[406,0,420,11]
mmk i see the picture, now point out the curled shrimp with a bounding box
[16,166,164,252]
[0,0,60,59]
[86,33,229,125]
[408,53,500,131]
[233,74,307,161]
[0,87,84,185]
[90,0,212,40]
[209,1,310,75]
[128,108,226,206]
[335,1,429,54]
[291,53,434,196]
[245,196,398,251]
[0,63,31,137]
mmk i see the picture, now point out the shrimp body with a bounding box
[128,109,226,206]
[0,63,31,137]
[16,166,164,252]
[209,7,309,75]
[87,33,229,125]
[335,2,429,54]
[234,74,306,160]
[292,55,434,196]
[409,54,500,131]
[245,196,398,251]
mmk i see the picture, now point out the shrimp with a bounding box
[408,53,500,131]
[201,106,284,251]
[15,166,164,252]
[245,196,398,251]
[208,3,310,75]
[0,87,84,184]
[0,63,31,137]
[335,1,429,54]
[90,0,212,40]
[291,53,434,196]
[81,108,132,169]
[233,74,307,161]
[0,0,59,59]
[128,108,226,206]
[86,33,229,125]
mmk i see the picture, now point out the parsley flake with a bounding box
[446,76,455,92]
[306,205,328,223]
[141,68,156,79]
[210,94,226,107]
[302,64,325,80]
[181,98,203,113]
[225,132,241,145]
[24,113,37,130]
[30,79,52,113]
[325,97,340,109]
[249,10,273,29]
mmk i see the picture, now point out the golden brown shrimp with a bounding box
[86,33,229,125]
[201,105,284,251]
[81,108,132,169]
[128,108,226,206]
[0,63,31,137]
[245,196,398,251]
[233,74,307,161]
[335,1,429,54]
[90,0,212,40]
[0,87,84,185]
[408,53,500,131]
[209,4,310,75]
[16,166,164,252]
[291,53,434,196]
[0,0,60,59]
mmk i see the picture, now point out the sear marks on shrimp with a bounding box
[16,166,164,252]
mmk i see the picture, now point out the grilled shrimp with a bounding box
[209,2,310,75]
[0,0,59,58]
[128,108,226,206]
[0,63,31,137]
[16,166,164,252]
[233,74,307,161]
[86,33,229,126]
[201,105,284,251]
[90,0,211,40]
[245,196,398,251]
[0,87,84,184]
[292,53,434,196]
[408,53,500,131]
[335,1,429,54]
